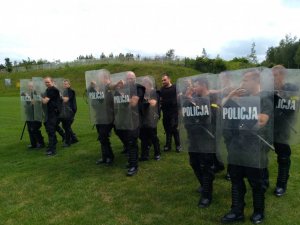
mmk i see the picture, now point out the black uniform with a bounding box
[160,84,180,151]
[21,91,45,148]
[221,93,272,223]
[114,83,145,175]
[60,87,78,146]
[139,89,161,160]
[44,86,61,155]
[273,83,299,196]
[183,93,218,207]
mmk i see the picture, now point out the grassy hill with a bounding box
[0,62,199,96]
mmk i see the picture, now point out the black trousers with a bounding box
[44,114,58,151]
[61,118,74,145]
[274,142,291,188]
[27,121,44,146]
[116,128,139,168]
[189,152,215,199]
[96,124,114,160]
[228,165,268,214]
[162,113,180,147]
[139,127,160,158]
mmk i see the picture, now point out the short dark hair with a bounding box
[161,73,170,78]
[193,76,209,89]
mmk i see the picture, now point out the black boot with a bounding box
[198,170,213,208]
[221,183,245,223]
[173,130,181,152]
[127,140,139,176]
[274,157,290,197]
[251,190,265,224]
[163,133,172,151]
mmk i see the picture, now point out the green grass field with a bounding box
[1,96,300,225]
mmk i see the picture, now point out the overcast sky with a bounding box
[1,0,300,64]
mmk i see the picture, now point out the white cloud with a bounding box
[1,0,300,64]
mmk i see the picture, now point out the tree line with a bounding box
[1,34,300,73]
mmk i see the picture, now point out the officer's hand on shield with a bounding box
[149,99,157,107]
[115,80,125,89]
[42,97,50,104]
[130,95,139,107]
[63,96,69,103]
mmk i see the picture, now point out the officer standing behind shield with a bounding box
[113,71,145,176]
[20,80,45,149]
[221,69,273,224]
[138,76,161,161]
[160,73,181,152]
[272,65,299,197]
[178,75,219,208]
[86,70,115,165]
[42,76,62,156]
[60,79,78,147]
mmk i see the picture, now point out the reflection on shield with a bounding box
[272,68,300,145]
[177,73,220,154]
[136,75,159,128]
[20,79,35,122]
[219,67,274,168]
[85,69,114,125]
[111,72,139,130]
[32,77,46,122]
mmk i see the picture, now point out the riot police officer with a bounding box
[60,79,78,147]
[112,71,145,176]
[220,69,273,224]
[42,76,62,156]
[178,75,219,208]
[86,70,115,165]
[138,76,161,161]
[272,65,299,197]
[20,79,45,149]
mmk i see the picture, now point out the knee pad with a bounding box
[277,156,291,165]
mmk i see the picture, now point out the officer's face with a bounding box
[272,70,285,90]
[63,81,70,88]
[126,73,136,85]
[44,78,54,88]
[28,82,34,91]
[240,72,259,94]
[162,76,171,87]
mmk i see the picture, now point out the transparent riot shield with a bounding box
[85,69,114,125]
[177,74,220,154]
[32,77,46,122]
[20,79,34,121]
[272,67,300,145]
[53,78,64,96]
[111,71,140,130]
[136,75,159,128]
[220,67,274,168]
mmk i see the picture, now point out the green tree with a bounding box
[201,48,208,58]
[265,34,300,68]
[5,58,13,72]
[294,45,300,68]
[100,52,106,59]
[165,49,175,60]
[248,42,258,64]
